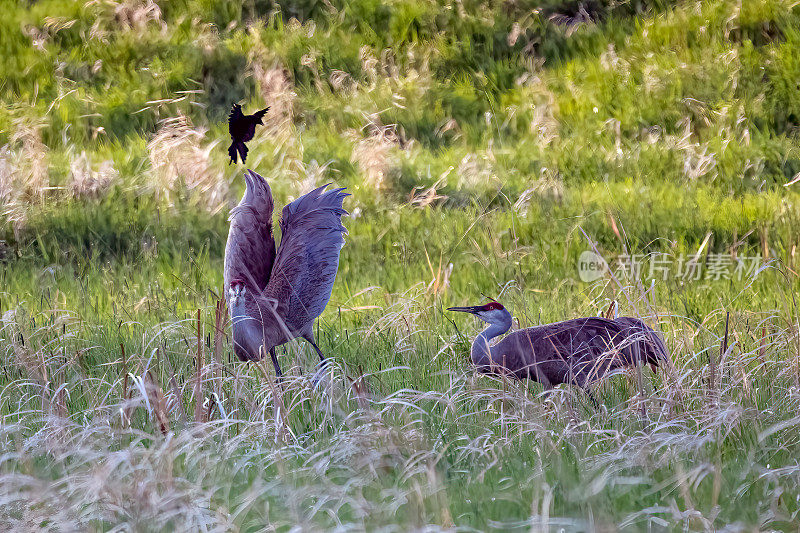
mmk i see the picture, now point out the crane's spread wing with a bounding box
[263,184,349,333]
[223,170,276,293]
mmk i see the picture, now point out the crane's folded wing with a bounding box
[223,170,276,292]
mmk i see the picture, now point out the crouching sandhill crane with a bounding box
[448,301,670,404]
[224,169,348,378]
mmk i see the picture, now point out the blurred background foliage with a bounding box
[0,0,798,283]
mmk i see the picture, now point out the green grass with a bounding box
[2,0,800,529]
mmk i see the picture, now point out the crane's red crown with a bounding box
[229,278,245,287]
[482,302,504,311]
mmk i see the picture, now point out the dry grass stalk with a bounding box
[52,383,68,420]
[608,211,623,243]
[604,300,618,319]
[145,370,170,435]
[349,369,372,411]
[159,346,188,427]
[423,248,452,298]
[119,343,136,427]
[758,325,767,363]
[147,113,227,213]
[408,179,448,208]
[1,309,47,383]
[258,356,290,443]
[193,309,205,424]
[212,298,228,393]
[120,343,129,400]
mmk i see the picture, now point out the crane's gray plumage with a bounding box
[449,301,670,394]
[223,169,348,377]
[224,170,276,293]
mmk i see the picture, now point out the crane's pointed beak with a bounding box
[447,305,482,314]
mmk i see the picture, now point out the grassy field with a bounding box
[2,0,800,529]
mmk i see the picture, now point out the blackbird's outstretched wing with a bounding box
[263,184,349,333]
[251,107,269,123]
[223,170,276,294]
[240,107,269,143]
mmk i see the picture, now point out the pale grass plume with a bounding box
[0,145,26,231]
[111,0,165,32]
[513,168,564,215]
[85,0,166,36]
[456,152,497,190]
[512,77,560,147]
[359,45,380,86]
[0,116,50,233]
[408,176,448,209]
[147,113,227,213]
[251,62,297,141]
[69,150,118,199]
[281,158,333,198]
[10,115,49,199]
[349,117,401,192]
[661,117,718,181]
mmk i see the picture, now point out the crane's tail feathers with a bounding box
[614,316,674,371]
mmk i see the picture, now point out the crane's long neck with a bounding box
[471,321,511,368]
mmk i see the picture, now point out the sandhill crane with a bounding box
[224,169,348,378]
[228,104,269,164]
[448,301,670,404]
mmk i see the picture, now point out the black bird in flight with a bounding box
[228,103,269,164]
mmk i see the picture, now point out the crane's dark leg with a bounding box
[269,348,283,381]
[303,336,328,364]
[303,336,330,387]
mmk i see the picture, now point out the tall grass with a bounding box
[1,268,800,529]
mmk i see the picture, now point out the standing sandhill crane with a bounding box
[448,301,670,403]
[224,170,348,378]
